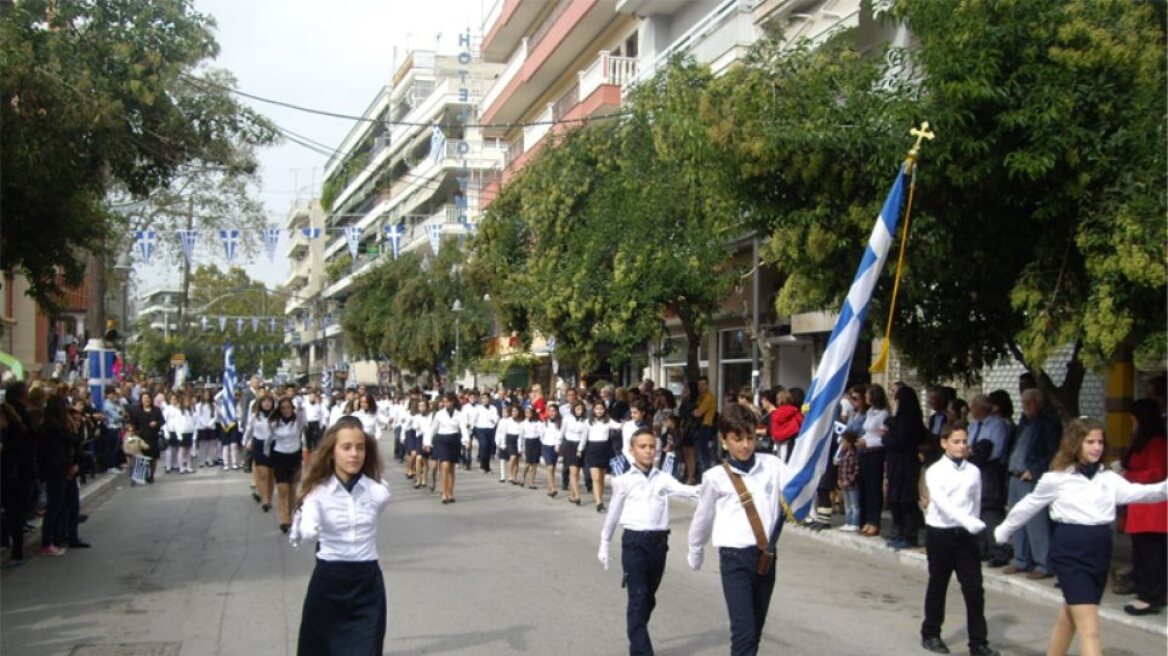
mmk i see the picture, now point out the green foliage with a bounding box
[0,0,277,311]
[326,252,353,284]
[320,150,372,212]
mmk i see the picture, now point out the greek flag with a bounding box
[222,342,237,427]
[301,227,322,239]
[220,229,240,263]
[426,223,442,255]
[268,317,277,333]
[782,165,909,521]
[430,125,447,164]
[262,227,281,261]
[250,316,259,332]
[609,454,629,476]
[135,230,156,264]
[235,317,244,332]
[343,226,362,261]
[384,223,404,259]
[177,229,198,262]
[217,316,227,332]
[321,368,333,391]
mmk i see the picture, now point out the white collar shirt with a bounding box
[243,416,272,443]
[541,421,563,447]
[862,408,889,449]
[290,475,391,561]
[474,404,499,430]
[269,412,306,454]
[195,402,217,430]
[496,416,521,438]
[688,455,786,552]
[520,419,543,440]
[431,409,468,439]
[924,456,982,528]
[601,467,700,542]
[998,467,1168,540]
[585,418,621,443]
[563,415,588,442]
[304,400,324,423]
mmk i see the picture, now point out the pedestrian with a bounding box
[599,429,700,655]
[174,394,197,474]
[857,384,890,537]
[541,404,563,497]
[687,405,784,656]
[195,388,218,468]
[407,398,429,489]
[837,429,861,531]
[585,401,622,512]
[243,394,276,512]
[1118,399,1166,615]
[1,381,35,566]
[920,422,999,656]
[471,392,498,474]
[290,416,390,656]
[561,401,587,505]
[885,383,926,549]
[520,405,543,489]
[1002,388,1060,579]
[161,391,181,474]
[303,390,325,455]
[269,396,307,533]
[426,391,468,504]
[496,404,522,486]
[100,386,126,473]
[37,396,77,556]
[994,418,1168,656]
[129,392,164,483]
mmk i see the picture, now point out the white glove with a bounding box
[687,548,704,571]
[993,525,1008,545]
[963,517,986,534]
[288,514,303,549]
[598,541,610,570]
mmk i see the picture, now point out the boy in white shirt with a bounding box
[920,423,999,656]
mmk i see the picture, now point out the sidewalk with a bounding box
[791,513,1166,638]
[2,469,124,568]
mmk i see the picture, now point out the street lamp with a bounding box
[451,299,462,389]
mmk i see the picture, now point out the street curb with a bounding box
[786,524,1168,638]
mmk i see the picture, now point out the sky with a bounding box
[138,0,486,292]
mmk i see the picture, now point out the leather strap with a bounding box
[722,462,768,553]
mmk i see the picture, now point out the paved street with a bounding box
[2,451,1164,656]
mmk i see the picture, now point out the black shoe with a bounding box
[252,492,261,503]
[261,504,271,512]
[969,645,999,656]
[921,636,949,654]
[279,524,290,534]
[596,503,606,513]
[1124,603,1161,616]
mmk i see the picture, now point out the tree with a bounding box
[1,0,277,315]
[708,0,1166,415]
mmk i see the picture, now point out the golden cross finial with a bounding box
[905,121,935,165]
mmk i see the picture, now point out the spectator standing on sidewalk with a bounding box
[1119,399,1167,616]
[857,384,890,537]
[1,381,36,566]
[885,384,926,549]
[1002,388,1060,579]
[101,386,126,473]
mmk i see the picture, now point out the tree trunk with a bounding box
[86,250,105,339]
[680,311,702,385]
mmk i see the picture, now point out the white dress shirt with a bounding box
[862,408,889,449]
[520,418,543,442]
[418,412,437,448]
[269,411,307,454]
[688,455,786,553]
[541,420,564,448]
[621,421,656,461]
[495,417,521,442]
[473,404,499,430]
[327,403,346,428]
[996,467,1168,543]
[601,467,700,542]
[350,409,379,440]
[563,415,588,450]
[242,415,272,445]
[304,400,324,423]
[290,474,391,561]
[171,409,197,435]
[428,408,469,447]
[925,456,983,529]
[195,402,217,430]
[585,418,621,444]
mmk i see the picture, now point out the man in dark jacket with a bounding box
[1,381,36,565]
[1002,388,1061,578]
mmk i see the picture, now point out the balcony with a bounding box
[616,0,689,13]
[636,0,759,82]
[481,0,545,62]
[283,269,308,291]
[283,201,312,230]
[284,231,309,258]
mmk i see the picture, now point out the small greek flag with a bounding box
[217,316,227,332]
[343,226,362,261]
[235,317,244,332]
[609,454,629,476]
[135,230,156,264]
[782,164,909,521]
[301,227,322,239]
[321,368,333,391]
[384,223,404,259]
[177,229,198,262]
[426,223,442,255]
[262,227,281,261]
[431,125,447,164]
[250,316,260,332]
[220,229,241,263]
[222,342,237,425]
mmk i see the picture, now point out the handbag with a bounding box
[722,462,777,576]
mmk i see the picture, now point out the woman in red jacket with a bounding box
[769,389,803,463]
[1122,399,1167,615]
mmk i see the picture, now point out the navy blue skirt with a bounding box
[502,434,519,458]
[585,441,612,471]
[405,430,422,454]
[523,438,541,464]
[251,439,271,467]
[1050,522,1112,605]
[298,559,386,655]
[432,433,461,463]
[541,445,559,466]
[560,440,581,467]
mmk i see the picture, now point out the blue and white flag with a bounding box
[321,368,333,391]
[250,316,259,332]
[135,230,156,264]
[782,164,909,521]
[222,342,237,427]
[217,316,227,332]
[430,125,447,164]
[262,228,281,261]
[425,223,442,255]
[268,317,277,333]
[200,316,208,332]
[257,359,264,382]
[177,229,198,262]
[609,454,629,476]
[384,223,404,259]
[301,227,322,240]
[343,226,362,261]
[235,317,244,333]
[220,229,241,263]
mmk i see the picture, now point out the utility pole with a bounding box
[178,196,193,338]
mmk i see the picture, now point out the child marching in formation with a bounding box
[244,394,276,512]
[520,406,543,489]
[585,401,622,512]
[427,392,469,504]
[541,404,564,497]
[561,402,588,505]
[497,405,522,485]
[195,388,219,468]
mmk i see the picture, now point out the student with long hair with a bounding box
[541,404,564,497]
[269,396,308,533]
[585,401,622,512]
[857,384,890,537]
[162,391,181,473]
[1119,399,1167,615]
[426,391,468,504]
[173,394,198,474]
[519,406,543,489]
[290,416,389,655]
[497,405,522,485]
[560,401,588,505]
[995,418,1168,656]
[244,394,276,511]
[216,388,242,471]
[403,398,423,484]
[303,390,325,455]
[195,388,218,468]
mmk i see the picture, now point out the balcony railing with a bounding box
[480,37,528,114]
[551,82,580,122]
[580,51,639,99]
[528,0,573,55]
[504,137,524,169]
[522,103,555,153]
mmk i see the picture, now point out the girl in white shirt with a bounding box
[404,398,426,486]
[585,401,623,513]
[426,392,469,504]
[561,402,589,505]
[172,395,198,474]
[303,391,325,454]
[418,401,438,492]
[269,396,308,533]
[995,418,1168,656]
[519,406,544,490]
[496,405,523,485]
[856,383,891,536]
[243,394,276,512]
[161,391,181,473]
[195,389,219,469]
[291,415,390,656]
[541,404,565,497]
[349,393,379,442]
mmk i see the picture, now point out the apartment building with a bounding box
[137,287,183,337]
[310,49,505,384]
[281,199,329,384]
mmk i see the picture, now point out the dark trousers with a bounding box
[1131,532,1167,605]
[980,507,1007,561]
[922,527,988,648]
[561,453,570,490]
[41,478,67,548]
[623,529,669,655]
[890,501,923,544]
[100,427,122,470]
[60,479,81,544]
[1,475,31,560]
[858,449,886,528]
[475,428,495,472]
[719,546,777,656]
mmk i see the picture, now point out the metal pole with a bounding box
[454,314,460,389]
[751,235,761,400]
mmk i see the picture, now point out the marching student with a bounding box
[541,404,564,497]
[496,405,522,485]
[472,392,499,474]
[687,405,785,656]
[243,394,276,512]
[920,422,1000,656]
[520,406,543,489]
[426,392,469,505]
[269,396,308,533]
[350,392,380,441]
[620,400,652,463]
[290,416,390,656]
[585,401,623,512]
[172,394,198,474]
[407,399,429,488]
[303,390,325,455]
[195,388,219,468]
[599,428,700,656]
[217,391,242,471]
[995,418,1168,656]
[561,401,588,505]
[161,391,181,473]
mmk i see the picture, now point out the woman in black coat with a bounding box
[129,395,165,483]
[884,383,927,549]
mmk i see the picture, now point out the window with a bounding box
[661,336,706,396]
[719,329,754,407]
